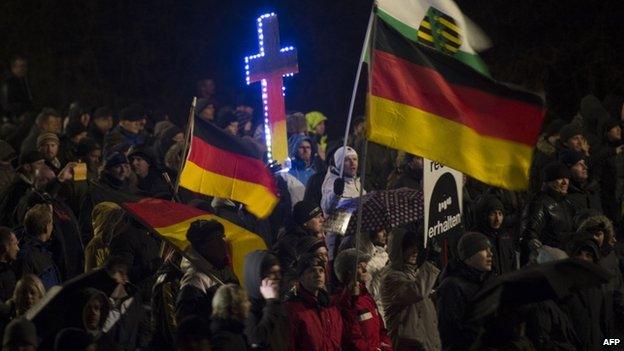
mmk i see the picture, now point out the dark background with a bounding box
[2,0,623,137]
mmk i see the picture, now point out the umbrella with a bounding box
[26,268,127,345]
[341,187,423,235]
[467,258,612,321]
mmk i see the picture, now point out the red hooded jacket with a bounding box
[284,286,344,351]
[335,284,393,351]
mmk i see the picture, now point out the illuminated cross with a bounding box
[245,13,298,166]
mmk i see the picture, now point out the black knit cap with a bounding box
[542,161,572,182]
[128,146,157,166]
[559,149,584,168]
[292,200,323,226]
[18,150,45,166]
[295,253,325,277]
[478,195,504,215]
[93,106,112,119]
[603,119,620,133]
[458,232,492,261]
[186,219,224,246]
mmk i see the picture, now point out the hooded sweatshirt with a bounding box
[288,134,317,186]
[243,251,289,351]
[380,230,441,350]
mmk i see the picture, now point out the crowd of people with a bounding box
[1,54,624,351]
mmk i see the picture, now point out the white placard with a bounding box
[423,159,463,248]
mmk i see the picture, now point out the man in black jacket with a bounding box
[560,149,603,214]
[16,204,61,289]
[243,250,288,351]
[437,232,493,350]
[520,162,576,263]
[128,147,170,197]
[0,227,19,302]
[0,151,45,227]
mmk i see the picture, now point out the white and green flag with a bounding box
[376,0,491,75]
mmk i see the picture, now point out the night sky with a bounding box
[2,0,624,136]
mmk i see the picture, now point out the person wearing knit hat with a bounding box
[475,195,517,275]
[381,229,440,348]
[520,160,576,263]
[295,236,328,263]
[36,132,62,169]
[60,121,89,164]
[284,252,344,350]
[104,104,147,150]
[436,231,493,349]
[128,146,170,197]
[558,123,585,154]
[176,219,239,322]
[603,118,622,142]
[333,248,392,351]
[457,232,493,270]
[320,146,366,215]
[560,149,603,214]
[292,200,325,237]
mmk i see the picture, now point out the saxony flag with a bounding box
[367,5,545,190]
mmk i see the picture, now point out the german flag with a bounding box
[367,17,546,190]
[123,198,267,283]
[179,118,278,218]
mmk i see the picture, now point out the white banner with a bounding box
[423,159,463,248]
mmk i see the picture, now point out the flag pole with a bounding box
[352,8,377,289]
[174,96,197,193]
[352,136,369,286]
[339,8,374,178]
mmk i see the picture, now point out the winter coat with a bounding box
[104,124,147,152]
[437,260,492,351]
[149,261,183,351]
[479,226,516,275]
[338,233,389,319]
[303,169,327,209]
[0,262,16,303]
[280,172,306,210]
[135,168,170,197]
[524,300,580,351]
[321,166,365,215]
[334,285,392,351]
[566,179,603,215]
[284,287,344,351]
[211,318,251,351]
[175,257,239,323]
[381,229,440,350]
[16,236,61,290]
[243,251,289,351]
[288,134,317,187]
[520,189,575,250]
[561,286,605,351]
[108,222,162,298]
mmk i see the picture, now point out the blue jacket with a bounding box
[287,134,316,187]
